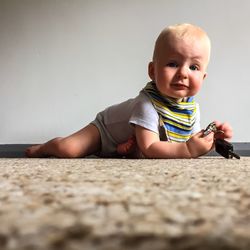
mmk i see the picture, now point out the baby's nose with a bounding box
[177,66,188,79]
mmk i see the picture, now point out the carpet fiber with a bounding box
[0,157,250,250]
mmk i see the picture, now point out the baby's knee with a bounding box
[54,138,82,158]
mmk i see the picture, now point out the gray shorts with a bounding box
[90,112,119,157]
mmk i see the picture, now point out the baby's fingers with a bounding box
[220,122,233,139]
[197,129,214,142]
[213,121,233,140]
[204,131,214,142]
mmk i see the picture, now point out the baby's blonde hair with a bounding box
[153,23,211,63]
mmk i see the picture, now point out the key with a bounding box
[203,122,217,136]
[215,138,240,159]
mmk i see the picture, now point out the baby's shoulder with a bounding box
[134,91,155,105]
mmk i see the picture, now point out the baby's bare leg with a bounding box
[25,137,63,158]
[25,124,101,158]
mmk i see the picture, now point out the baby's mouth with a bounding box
[171,83,188,90]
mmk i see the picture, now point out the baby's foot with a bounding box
[25,144,44,158]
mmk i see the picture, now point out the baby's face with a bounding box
[149,36,210,101]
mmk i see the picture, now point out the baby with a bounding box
[26,23,232,159]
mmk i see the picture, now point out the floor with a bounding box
[0,157,250,250]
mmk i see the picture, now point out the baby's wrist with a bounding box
[185,141,197,159]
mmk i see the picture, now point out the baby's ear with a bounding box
[148,62,155,80]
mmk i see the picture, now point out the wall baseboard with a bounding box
[0,143,249,158]
[206,142,250,157]
[0,144,31,158]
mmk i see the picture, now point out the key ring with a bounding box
[214,130,225,139]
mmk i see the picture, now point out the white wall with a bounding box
[0,0,249,143]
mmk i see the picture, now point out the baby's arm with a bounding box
[135,125,214,159]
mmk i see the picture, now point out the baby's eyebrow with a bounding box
[191,55,205,61]
[190,58,203,64]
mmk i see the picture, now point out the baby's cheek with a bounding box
[191,80,203,94]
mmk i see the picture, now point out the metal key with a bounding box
[215,138,240,159]
[203,122,217,136]
[203,121,224,137]
[203,121,224,138]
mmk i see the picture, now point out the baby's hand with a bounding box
[117,136,137,155]
[116,136,144,158]
[186,130,215,158]
[213,120,233,140]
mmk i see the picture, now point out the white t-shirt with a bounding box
[91,91,201,157]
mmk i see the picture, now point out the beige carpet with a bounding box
[0,157,250,250]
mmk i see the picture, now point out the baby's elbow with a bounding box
[139,145,155,159]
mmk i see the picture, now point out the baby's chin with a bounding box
[160,92,189,102]
[157,86,194,102]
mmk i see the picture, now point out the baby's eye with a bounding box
[166,62,178,68]
[190,65,199,71]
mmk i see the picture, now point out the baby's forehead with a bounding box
[161,24,210,43]
[164,32,209,48]
[156,35,210,61]
[153,24,211,63]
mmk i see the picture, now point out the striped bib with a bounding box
[143,81,197,142]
